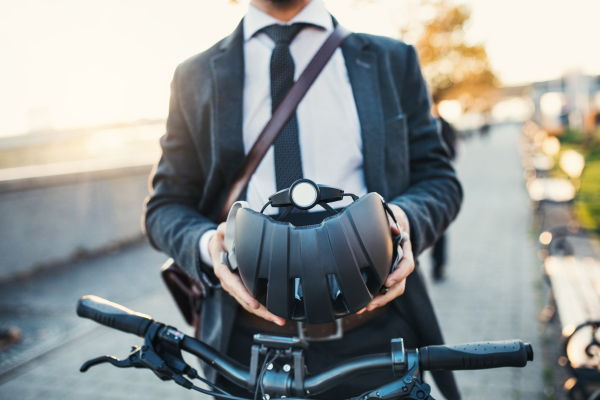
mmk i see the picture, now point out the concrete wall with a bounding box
[0,161,155,282]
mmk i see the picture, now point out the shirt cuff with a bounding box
[199,229,217,267]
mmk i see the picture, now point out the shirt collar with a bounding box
[243,0,332,42]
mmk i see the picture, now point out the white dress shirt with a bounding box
[200,0,366,266]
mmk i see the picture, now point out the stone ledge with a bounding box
[0,153,157,193]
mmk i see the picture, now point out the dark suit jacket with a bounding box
[143,20,463,399]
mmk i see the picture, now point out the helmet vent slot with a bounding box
[290,278,306,320]
[327,274,349,315]
[360,267,382,296]
[255,278,269,304]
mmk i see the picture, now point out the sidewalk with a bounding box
[0,243,200,400]
[421,123,544,399]
[0,123,544,399]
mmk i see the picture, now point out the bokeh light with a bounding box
[559,150,586,179]
[539,231,552,245]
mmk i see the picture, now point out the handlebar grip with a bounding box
[419,340,533,371]
[76,295,154,337]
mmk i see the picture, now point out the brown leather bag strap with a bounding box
[218,25,352,222]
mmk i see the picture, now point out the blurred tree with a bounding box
[399,0,499,106]
[234,0,498,108]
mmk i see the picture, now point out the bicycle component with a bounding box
[419,340,533,371]
[80,323,199,391]
[391,338,406,376]
[364,375,432,400]
[365,344,430,400]
[80,350,141,372]
[77,296,536,400]
[222,186,403,324]
[77,295,153,337]
[248,334,308,397]
[253,334,308,349]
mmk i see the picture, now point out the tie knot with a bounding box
[260,23,312,45]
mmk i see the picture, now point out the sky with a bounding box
[0,0,598,137]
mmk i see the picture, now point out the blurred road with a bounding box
[0,123,544,399]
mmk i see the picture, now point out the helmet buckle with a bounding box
[296,319,344,342]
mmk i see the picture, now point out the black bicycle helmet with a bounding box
[222,179,403,324]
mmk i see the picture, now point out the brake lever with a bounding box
[363,350,433,400]
[363,375,432,400]
[80,324,197,390]
[80,346,144,372]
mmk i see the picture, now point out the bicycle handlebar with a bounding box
[180,335,250,388]
[77,295,534,397]
[303,353,390,395]
[181,336,533,396]
[77,295,153,337]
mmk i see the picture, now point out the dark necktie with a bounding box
[261,23,312,191]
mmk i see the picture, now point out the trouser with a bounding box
[432,234,447,277]
[215,305,419,400]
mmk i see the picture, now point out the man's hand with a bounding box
[209,222,286,326]
[358,204,415,314]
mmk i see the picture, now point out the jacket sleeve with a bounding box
[142,65,217,283]
[389,45,463,256]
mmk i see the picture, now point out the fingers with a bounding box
[357,235,414,315]
[386,204,410,234]
[388,214,401,235]
[214,262,286,325]
[238,300,286,326]
[214,222,227,251]
[211,235,257,308]
[215,263,258,307]
[365,279,407,311]
[385,240,414,287]
[209,225,285,326]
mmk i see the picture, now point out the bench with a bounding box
[521,123,600,397]
[527,178,576,203]
[545,254,600,399]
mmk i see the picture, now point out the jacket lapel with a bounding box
[211,20,246,187]
[341,34,386,197]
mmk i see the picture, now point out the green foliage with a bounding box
[559,129,585,145]
[575,159,600,233]
[557,129,600,160]
[559,130,600,232]
[542,366,556,399]
[550,127,600,231]
[586,143,600,163]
